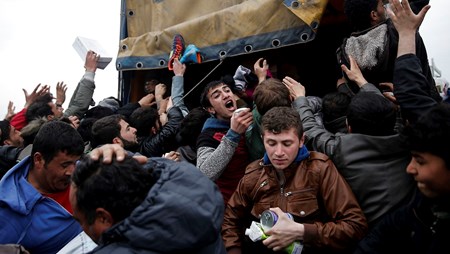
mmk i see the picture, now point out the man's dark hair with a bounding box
[344,0,379,31]
[72,156,155,225]
[200,80,226,108]
[77,118,98,143]
[253,78,291,116]
[129,107,159,137]
[91,115,124,148]
[175,107,210,147]
[347,92,396,136]
[322,92,351,133]
[402,103,450,169]
[31,121,84,165]
[83,106,115,119]
[0,120,11,145]
[26,100,54,123]
[261,106,303,138]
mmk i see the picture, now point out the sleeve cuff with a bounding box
[225,129,241,144]
[83,71,95,82]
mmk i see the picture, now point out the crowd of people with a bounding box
[0,0,449,253]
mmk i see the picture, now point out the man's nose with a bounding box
[406,158,417,175]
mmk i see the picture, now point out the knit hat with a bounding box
[98,97,121,113]
[0,120,11,145]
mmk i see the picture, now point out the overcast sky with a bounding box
[0,0,120,118]
[0,0,448,118]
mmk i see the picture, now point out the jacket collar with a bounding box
[262,146,310,166]
[0,156,42,215]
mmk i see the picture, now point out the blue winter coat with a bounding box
[0,156,82,253]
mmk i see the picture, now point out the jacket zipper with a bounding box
[284,187,315,197]
[252,180,268,200]
[275,169,287,209]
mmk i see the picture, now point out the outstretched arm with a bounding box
[64,50,99,118]
[171,58,189,117]
[387,0,430,57]
[388,0,436,122]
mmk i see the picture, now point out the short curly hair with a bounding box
[344,0,379,31]
[261,107,303,138]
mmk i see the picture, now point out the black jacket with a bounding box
[0,145,22,180]
[355,191,450,254]
[139,106,183,157]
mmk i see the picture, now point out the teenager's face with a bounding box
[406,151,450,198]
[263,128,304,171]
[206,84,237,121]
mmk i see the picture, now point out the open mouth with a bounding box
[225,100,234,109]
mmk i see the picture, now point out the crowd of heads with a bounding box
[0,0,449,253]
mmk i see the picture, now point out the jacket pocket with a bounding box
[284,188,320,221]
[251,202,273,221]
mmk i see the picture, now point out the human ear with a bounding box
[95,208,114,226]
[112,137,122,145]
[33,152,45,168]
[206,107,215,115]
[299,133,305,148]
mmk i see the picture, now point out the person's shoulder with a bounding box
[244,159,263,175]
[307,151,330,162]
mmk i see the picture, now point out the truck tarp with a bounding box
[116,0,329,71]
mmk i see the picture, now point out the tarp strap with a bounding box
[177,58,225,104]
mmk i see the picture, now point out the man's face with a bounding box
[374,0,388,23]
[6,124,24,147]
[118,119,138,148]
[144,79,158,94]
[206,84,237,121]
[35,151,80,193]
[263,128,304,171]
[48,102,63,119]
[406,151,450,198]
[70,184,105,242]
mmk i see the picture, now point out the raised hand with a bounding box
[387,0,430,35]
[340,55,368,87]
[23,83,50,108]
[230,108,253,134]
[254,58,269,84]
[55,81,68,105]
[283,76,305,100]
[84,50,99,72]
[387,0,430,57]
[138,93,156,107]
[172,58,186,76]
[4,101,16,121]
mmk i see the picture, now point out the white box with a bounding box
[72,36,112,69]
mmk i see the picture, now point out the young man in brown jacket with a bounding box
[222,107,367,254]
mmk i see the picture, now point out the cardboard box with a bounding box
[72,36,112,69]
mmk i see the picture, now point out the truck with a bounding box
[115,0,350,108]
